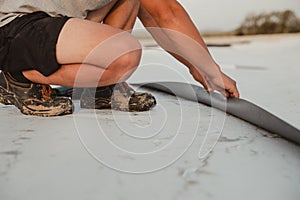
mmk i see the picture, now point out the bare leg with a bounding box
[86,0,140,31]
[103,0,141,31]
[24,61,136,87]
[23,17,141,87]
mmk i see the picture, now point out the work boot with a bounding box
[80,82,156,112]
[0,72,73,117]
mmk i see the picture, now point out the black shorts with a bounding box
[0,11,70,76]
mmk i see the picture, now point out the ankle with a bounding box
[8,71,32,84]
[2,72,32,89]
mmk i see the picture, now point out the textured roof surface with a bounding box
[1,34,299,200]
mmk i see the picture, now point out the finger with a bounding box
[205,81,225,97]
[202,79,211,92]
[228,89,239,98]
[225,85,240,98]
[219,89,229,98]
[232,87,240,98]
[214,86,229,98]
[219,74,240,98]
[209,80,232,98]
[205,79,214,93]
[197,74,214,93]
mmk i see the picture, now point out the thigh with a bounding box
[56,18,141,69]
[0,12,70,76]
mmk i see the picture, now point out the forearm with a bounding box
[138,1,221,77]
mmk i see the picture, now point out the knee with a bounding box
[117,34,142,68]
[117,47,142,71]
[109,37,142,79]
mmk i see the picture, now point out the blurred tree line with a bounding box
[235,10,300,35]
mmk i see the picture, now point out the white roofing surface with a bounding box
[1,34,300,200]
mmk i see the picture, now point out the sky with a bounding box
[136,0,300,32]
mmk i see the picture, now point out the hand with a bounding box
[189,67,240,98]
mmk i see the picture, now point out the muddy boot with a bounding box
[80,82,156,112]
[0,72,73,117]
